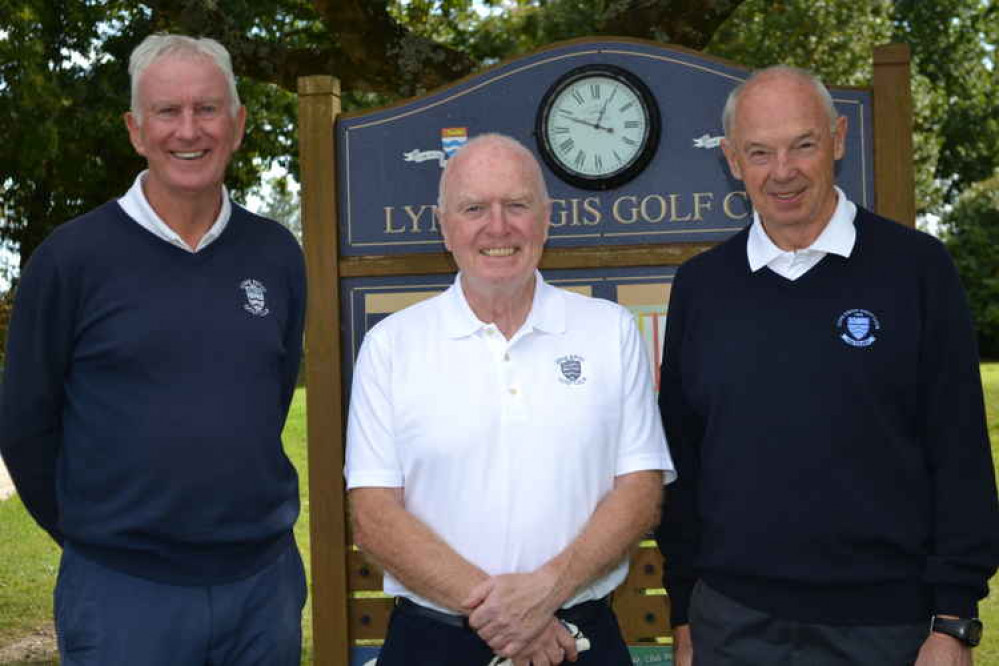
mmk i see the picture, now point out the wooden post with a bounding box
[297,75,348,666]
[872,43,916,226]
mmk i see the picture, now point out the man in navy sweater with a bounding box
[656,66,999,666]
[0,34,306,665]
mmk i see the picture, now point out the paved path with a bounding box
[0,457,15,500]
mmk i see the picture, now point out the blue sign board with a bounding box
[336,39,874,256]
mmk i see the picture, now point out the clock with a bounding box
[535,64,661,190]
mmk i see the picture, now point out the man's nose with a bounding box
[485,203,509,233]
[176,110,198,140]
[772,150,797,181]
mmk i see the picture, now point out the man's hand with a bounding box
[671,624,693,666]
[464,571,561,657]
[507,618,579,666]
[914,632,973,666]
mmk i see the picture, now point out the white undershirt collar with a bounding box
[746,186,857,281]
[118,170,231,253]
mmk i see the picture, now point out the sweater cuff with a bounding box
[668,577,696,626]
[933,584,980,619]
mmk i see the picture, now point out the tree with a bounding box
[941,173,999,359]
[0,0,748,274]
[705,0,999,216]
[258,175,302,245]
[2,0,997,273]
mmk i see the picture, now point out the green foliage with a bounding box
[0,0,298,267]
[705,0,999,216]
[941,174,999,359]
[2,0,997,273]
[0,288,11,371]
[893,0,999,204]
[259,175,302,244]
[0,495,60,646]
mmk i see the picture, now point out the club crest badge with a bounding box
[240,279,270,317]
[556,354,586,385]
[402,127,468,168]
[836,308,880,347]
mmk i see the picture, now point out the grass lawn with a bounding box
[2,369,999,663]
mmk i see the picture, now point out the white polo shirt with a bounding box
[345,273,674,613]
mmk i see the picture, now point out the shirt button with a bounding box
[509,388,518,395]
[503,353,511,362]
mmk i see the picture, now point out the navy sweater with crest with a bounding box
[0,200,305,584]
[655,207,998,625]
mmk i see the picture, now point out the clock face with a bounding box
[536,64,661,190]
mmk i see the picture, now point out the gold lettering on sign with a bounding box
[550,199,569,227]
[581,197,602,226]
[383,206,407,234]
[668,194,692,222]
[641,195,668,223]
[403,205,437,233]
[551,197,603,227]
[693,192,714,221]
[612,196,639,224]
[723,191,750,220]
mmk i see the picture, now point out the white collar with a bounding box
[118,170,231,253]
[442,271,565,339]
[747,186,857,272]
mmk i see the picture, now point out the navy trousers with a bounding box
[376,597,633,665]
[689,582,928,666]
[55,541,307,666]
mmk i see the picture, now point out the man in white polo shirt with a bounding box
[345,133,674,666]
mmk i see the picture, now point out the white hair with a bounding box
[722,65,839,138]
[129,33,241,123]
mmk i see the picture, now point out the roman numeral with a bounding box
[560,138,575,154]
[619,102,635,113]
[590,84,600,99]
[624,120,640,129]
[571,90,585,105]
[574,150,587,168]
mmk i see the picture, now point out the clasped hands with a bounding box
[463,570,579,666]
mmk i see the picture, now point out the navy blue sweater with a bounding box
[656,208,998,625]
[0,201,305,584]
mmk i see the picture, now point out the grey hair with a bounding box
[722,65,839,138]
[437,133,550,213]
[129,33,241,123]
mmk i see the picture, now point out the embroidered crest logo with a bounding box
[240,279,270,317]
[556,354,586,385]
[836,308,880,347]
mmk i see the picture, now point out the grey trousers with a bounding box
[689,581,928,666]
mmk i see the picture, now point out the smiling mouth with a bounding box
[481,247,517,257]
[771,188,804,201]
[172,150,208,160]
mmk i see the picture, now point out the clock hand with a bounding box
[564,115,613,133]
[595,87,617,127]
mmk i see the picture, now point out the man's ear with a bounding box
[832,115,848,161]
[720,138,743,181]
[437,211,452,251]
[232,105,247,152]
[124,111,146,157]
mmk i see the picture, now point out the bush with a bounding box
[0,288,12,371]
[942,174,999,359]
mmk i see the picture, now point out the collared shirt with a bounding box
[746,186,857,281]
[118,170,231,252]
[345,272,674,613]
